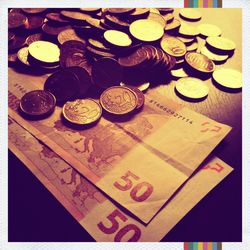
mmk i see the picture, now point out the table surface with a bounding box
[8,8,242,242]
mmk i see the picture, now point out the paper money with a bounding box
[8,68,231,223]
[8,117,233,242]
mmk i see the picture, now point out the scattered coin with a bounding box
[171,68,189,78]
[163,13,174,24]
[8,12,27,29]
[42,23,71,36]
[212,68,242,89]
[175,77,209,100]
[20,90,56,117]
[104,30,132,47]
[165,19,181,32]
[206,36,236,52]
[100,86,138,115]
[136,82,150,92]
[185,52,215,73]
[88,38,111,52]
[63,99,102,125]
[160,36,186,58]
[107,8,135,15]
[179,23,200,37]
[200,46,228,62]
[186,42,198,52]
[176,36,194,45]
[17,47,30,66]
[26,33,44,46]
[129,8,150,19]
[179,9,202,21]
[92,58,123,89]
[158,8,174,14]
[130,19,164,42]
[60,11,91,22]
[46,12,70,24]
[28,41,60,65]
[25,15,44,30]
[80,8,102,14]
[57,28,86,45]
[44,69,80,104]
[126,86,145,109]
[198,24,221,37]
[146,12,166,28]
[86,46,116,59]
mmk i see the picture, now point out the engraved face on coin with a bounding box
[28,41,60,64]
[20,90,56,117]
[175,77,209,100]
[129,19,164,42]
[63,99,102,125]
[100,86,138,115]
[160,36,186,58]
[206,36,236,52]
[212,68,242,89]
[185,52,215,73]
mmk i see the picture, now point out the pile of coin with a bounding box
[8,8,241,124]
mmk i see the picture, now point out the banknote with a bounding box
[8,117,233,242]
[8,68,231,223]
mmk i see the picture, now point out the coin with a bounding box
[126,86,145,109]
[8,12,27,29]
[28,41,60,65]
[136,82,150,92]
[80,8,102,14]
[57,28,86,45]
[129,8,150,19]
[46,12,70,24]
[60,10,91,22]
[42,23,71,36]
[186,42,198,52]
[107,8,135,15]
[165,19,181,32]
[8,35,27,51]
[21,8,47,14]
[26,33,44,46]
[63,99,102,125]
[104,30,132,47]
[158,8,174,14]
[92,58,123,89]
[86,18,106,32]
[17,47,30,66]
[129,19,164,42]
[198,24,221,37]
[175,77,209,100]
[179,23,200,37]
[146,12,166,28]
[25,15,44,30]
[86,46,116,59]
[88,38,111,52]
[179,9,202,21]
[185,52,215,73]
[200,46,228,62]
[104,15,130,31]
[44,69,80,104]
[206,36,236,52]
[171,68,188,78]
[20,90,56,117]
[100,86,138,115]
[118,47,148,68]
[176,36,194,45]
[163,13,174,24]
[212,68,242,89]
[160,36,186,58]
[66,67,91,98]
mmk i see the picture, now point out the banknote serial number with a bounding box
[114,171,154,202]
[148,99,193,124]
[97,209,141,242]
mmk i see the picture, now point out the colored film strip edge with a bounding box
[184,0,222,7]
[184,242,222,250]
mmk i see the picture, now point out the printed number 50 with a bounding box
[114,171,153,202]
[97,209,141,242]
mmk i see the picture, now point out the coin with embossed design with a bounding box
[20,90,56,117]
[160,36,186,58]
[100,86,138,115]
[185,52,215,73]
[63,99,102,125]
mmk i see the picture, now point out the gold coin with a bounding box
[212,68,242,89]
[160,36,186,58]
[63,99,102,125]
[179,22,200,37]
[165,19,181,32]
[200,46,228,62]
[147,12,166,28]
[198,24,221,37]
[179,9,202,21]
[104,30,132,47]
[120,82,150,92]
[100,86,138,115]
[28,41,60,64]
[176,36,194,45]
[185,52,215,73]
[206,36,236,51]
[129,19,164,42]
[186,42,198,52]
[171,68,188,78]
[17,47,30,66]
[175,77,209,100]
